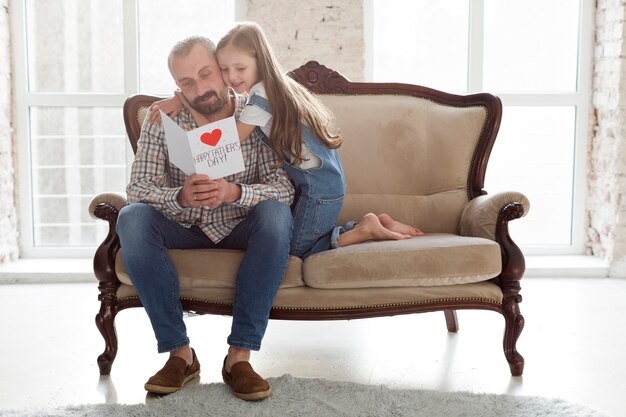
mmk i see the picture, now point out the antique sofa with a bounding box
[89,61,530,377]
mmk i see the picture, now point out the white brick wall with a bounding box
[589,0,626,277]
[246,0,364,80]
[0,0,18,265]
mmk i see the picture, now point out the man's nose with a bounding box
[195,80,212,97]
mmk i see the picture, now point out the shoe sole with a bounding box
[144,370,201,394]
[233,387,272,401]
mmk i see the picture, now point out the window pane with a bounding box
[485,106,576,246]
[25,0,124,93]
[372,0,469,92]
[29,107,127,246]
[483,0,580,92]
[138,0,235,93]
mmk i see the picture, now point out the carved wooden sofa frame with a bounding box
[90,61,528,377]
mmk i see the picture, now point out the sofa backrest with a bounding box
[289,62,502,233]
[123,61,502,234]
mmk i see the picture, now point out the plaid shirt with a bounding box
[126,91,294,243]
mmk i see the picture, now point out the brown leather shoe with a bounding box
[144,348,201,394]
[222,356,272,401]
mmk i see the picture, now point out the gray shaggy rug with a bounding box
[0,374,610,417]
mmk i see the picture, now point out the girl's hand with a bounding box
[149,92,184,125]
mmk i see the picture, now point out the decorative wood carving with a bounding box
[288,61,351,93]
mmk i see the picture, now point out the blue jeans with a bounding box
[305,220,358,257]
[116,200,292,353]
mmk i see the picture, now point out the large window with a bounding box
[369,0,593,254]
[12,0,238,257]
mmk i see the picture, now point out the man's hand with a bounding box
[177,174,241,208]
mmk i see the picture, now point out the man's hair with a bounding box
[167,36,217,75]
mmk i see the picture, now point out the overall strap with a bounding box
[245,94,273,148]
[247,93,272,114]
[253,126,272,148]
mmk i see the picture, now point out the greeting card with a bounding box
[161,110,245,178]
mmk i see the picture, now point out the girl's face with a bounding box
[216,45,259,94]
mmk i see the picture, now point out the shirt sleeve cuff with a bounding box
[234,183,255,208]
[164,187,185,214]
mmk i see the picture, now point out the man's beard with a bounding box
[190,88,229,115]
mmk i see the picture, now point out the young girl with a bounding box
[153,22,423,258]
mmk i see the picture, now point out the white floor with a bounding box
[0,277,624,416]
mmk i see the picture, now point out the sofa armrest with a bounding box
[88,192,128,220]
[90,192,127,299]
[460,191,530,241]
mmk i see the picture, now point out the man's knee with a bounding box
[116,203,160,239]
[250,200,293,238]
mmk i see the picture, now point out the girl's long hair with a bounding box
[217,22,342,165]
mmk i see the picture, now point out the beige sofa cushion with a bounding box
[116,249,305,289]
[116,235,500,291]
[302,233,501,289]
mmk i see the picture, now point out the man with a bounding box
[116,35,294,401]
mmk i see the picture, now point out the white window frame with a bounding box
[11,0,246,258]
[364,0,594,255]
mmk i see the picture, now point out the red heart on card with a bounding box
[200,129,222,146]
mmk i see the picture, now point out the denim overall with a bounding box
[248,94,347,258]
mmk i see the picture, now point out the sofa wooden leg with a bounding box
[495,202,527,376]
[502,295,525,376]
[95,300,118,375]
[444,309,459,332]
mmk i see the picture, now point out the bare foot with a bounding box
[337,213,415,247]
[355,213,413,241]
[378,213,424,236]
